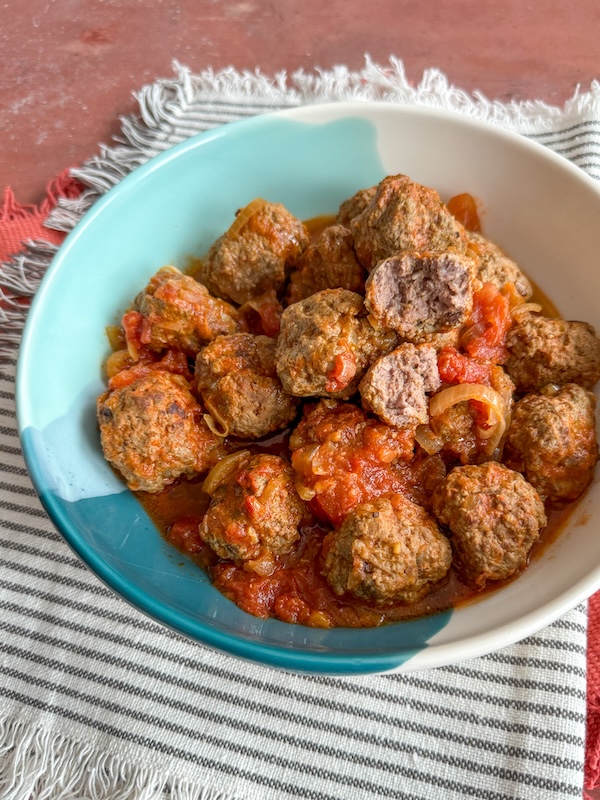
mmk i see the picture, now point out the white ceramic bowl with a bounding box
[16,102,600,674]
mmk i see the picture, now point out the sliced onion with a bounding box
[226,198,269,240]
[203,398,230,437]
[430,383,505,420]
[296,482,316,501]
[511,302,542,321]
[430,383,508,456]
[414,425,444,455]
[105,349,131,379]
[202,450,250,496]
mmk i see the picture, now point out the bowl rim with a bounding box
[16,100,600,675]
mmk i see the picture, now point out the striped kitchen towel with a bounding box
[0,59,597,800]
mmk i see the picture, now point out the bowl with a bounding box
[16,102,600,675]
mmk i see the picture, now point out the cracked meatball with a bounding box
[505,316,600,392]
[276,288,397,398]
[195,333,298,439]
[286,224,366,305]
[364,251,476,340]
[199,452,304,570]
[359,343,441,428]
[431,462,546,588]
[504,383,599,502]
[198,200,310,305]
[467,232,532,299]
[350,174,468,270]
[135,266,242,355]
[97,371,223,493]
[321,494,452,605]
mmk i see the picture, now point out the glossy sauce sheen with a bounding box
[139,214,572,629]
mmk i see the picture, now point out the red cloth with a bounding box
[586,591,600,791]
[1,173,599,792]
[0,170,83,260]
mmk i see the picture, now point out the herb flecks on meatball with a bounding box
[365,251,476,340]
[199,200,310,305]
[97,371,223,493]
[200,452,304,572]
[195,333,298,439]
[359,343,441,428]
[276,288,397,399]
[321,494,452,605]
[431,461,547,588]
[135,266,242,356]
[504,383,599,502]
[505,316,600,392]
[350,174,468,270]
[286,224,366,305]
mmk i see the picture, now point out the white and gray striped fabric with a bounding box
[1,59,598,799]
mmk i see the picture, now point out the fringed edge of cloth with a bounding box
[3,56,600,363]
[0,713,241,800]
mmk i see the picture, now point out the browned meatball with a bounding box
[286,225,366,305]
[364,251,476,340]
[195,333,298,439]
[336,186,377,226]
[321,494,452,604]
[276,288,397,399]
[505,316,600,392]
[428,402,479,464]
[359,343,441,428]
[199,201,310,305]
[135,266,242,355]
[97,371,223,493]
[504,384,599,501]
[467,232,532,299]
[199,452,304,570]
[431,462,547,588]
[350,174,468,270]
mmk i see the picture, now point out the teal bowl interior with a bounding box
[17,103,600,674]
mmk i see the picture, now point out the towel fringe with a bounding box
[3,57,600,364]
[0,714,240,800]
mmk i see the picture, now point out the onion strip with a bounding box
[203,398,230,437]
[225,198,268,240]
[202,450,250,496]
[414,425,444,455]
[429,383,508,456]
[511,302,542,321]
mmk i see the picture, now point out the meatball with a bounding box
[504,383,599,501]
[195,333,298,439]
[135,266,242,355]
[364,251,476,340]
[276,288,397,399]
[505,316,600,392]
[286,224,366,304]
[199,452,304,569]
[350,174,468,270]
[359,343,441,428]
[431,462,546,588]
[97,371,223,493]
[321,494,452,605]
[336,186,377,226]
[467,232,532,299]
[198,201,310,305]
[429,402,479,464]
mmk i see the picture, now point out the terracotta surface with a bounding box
[2,0,600,205]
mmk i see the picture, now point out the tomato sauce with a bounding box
[129,208,579,630]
